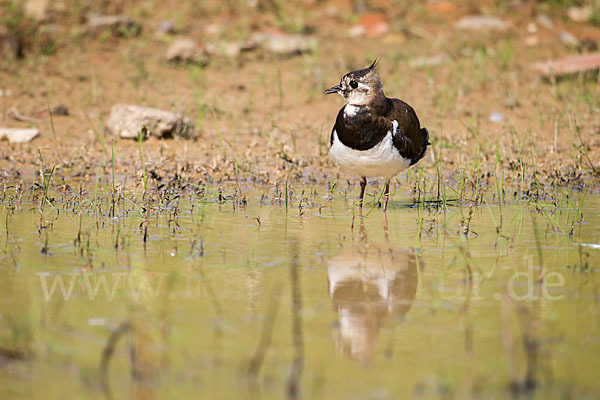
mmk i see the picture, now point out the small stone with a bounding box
[250,32,314,55]
[351,13,390,38]
[156,20,176,35]
[87,14,141,36]
[205,41,255,57]
[454,15,508,32]
[87,318,108,326]
[525,35,539,47]
[38,24,60,34]
[204,23,221,36]
[164,37,207,64]
[531,52,600,79]
[489,112,504,123]
[567,6,592,23]
[527,22,537,33]
[24,0,50,21]
[409,53,450,68]
[105,104,196,139]
[559,31,579,48]
[347,25,365,37]
[0,128,39,143]
[536,13,555,29]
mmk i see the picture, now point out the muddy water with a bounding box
[1,185,599,399]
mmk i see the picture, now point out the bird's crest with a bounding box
[368,59,379,70]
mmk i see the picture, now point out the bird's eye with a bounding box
[349,80,358,89]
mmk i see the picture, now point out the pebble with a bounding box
[525,35,539,47]
[0,128,40,143]
[205,41,256,57]
[567,6,592,23]
[536,13,555,29]
[559,31,579,48]
[87,14,141,36]
[164,37,207,64]
[249,32,315,55]
[24,0,50,21]
[531,52,600,79]
[87,318,108,327]
[489,112,504,123]
[454,15,508,32]
[106,104,195,139]
[349,13,390,38]
[409,53,450,68]
[156,20,177,35]
[105,104,196,139]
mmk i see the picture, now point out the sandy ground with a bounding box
[1,1,599,195]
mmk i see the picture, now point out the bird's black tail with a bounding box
[410,127,430,166]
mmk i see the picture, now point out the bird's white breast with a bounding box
[329,125,411,178]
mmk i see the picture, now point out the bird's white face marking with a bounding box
[330,72,383,106]
[345,87,370,106]
[329,123,411,178]
[339,81,371,106]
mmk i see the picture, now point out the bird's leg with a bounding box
[382,180,390,212]
[382,210,389,233]
[359,177,367,213]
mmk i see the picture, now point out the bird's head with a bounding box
[324,59,383,106]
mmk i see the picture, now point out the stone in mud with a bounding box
[349,13,390,38]
[105,104,195,139]
[249,32,314,55]
[164,37,207,64]
[156,20,177,36]
[205,41,257,58]
[409,53,450,69]
[558,31,579,48]
[0,128,39,143]
[87,14,141,36]
[531,52,600,79]
[536,13,555,29]
[454,15,508,32]
[489,111,504,123]
[24,0,50,21]
[524,35,539,47]
[567,6,592,23]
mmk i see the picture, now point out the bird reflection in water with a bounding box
[328,241,420,363]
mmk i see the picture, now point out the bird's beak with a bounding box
[323,84,341,94]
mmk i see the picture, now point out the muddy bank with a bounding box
[1,1,599,196]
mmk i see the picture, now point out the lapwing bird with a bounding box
[324,60,430,211]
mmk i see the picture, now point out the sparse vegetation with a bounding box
[0,1,599,399]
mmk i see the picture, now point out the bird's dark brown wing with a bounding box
[330,106,392,150]
[385,98,430,165]
[330,99,430,164]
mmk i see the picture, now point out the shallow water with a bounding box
[1,184,599,399]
